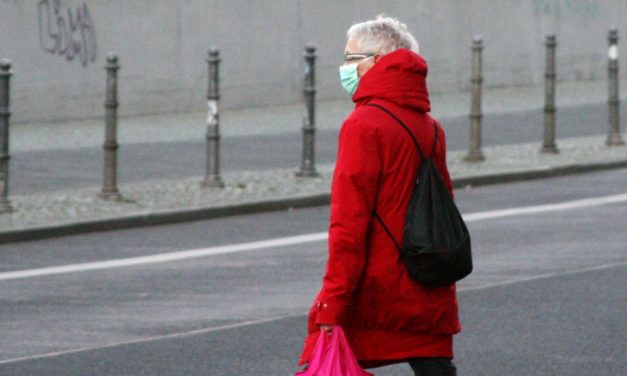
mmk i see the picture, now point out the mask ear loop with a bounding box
[355,55,374,78]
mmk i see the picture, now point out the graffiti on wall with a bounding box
[532,0,600,17]
[37,0,97,67]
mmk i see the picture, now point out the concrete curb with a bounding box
[452,159,627,188]
[2,160,626,245]
[0,194,331,244]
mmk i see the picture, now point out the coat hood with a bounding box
[353,48,431,112]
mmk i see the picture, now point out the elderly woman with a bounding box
[298,16,460,376]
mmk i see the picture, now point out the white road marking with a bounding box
[0,260,624,365]
[462,192,627,221]
[1,192,626,282]
[458,260,627,292]
[0,233,328,281]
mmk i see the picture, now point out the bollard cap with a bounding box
[208,47,220,57]
[608,28,619,43]
[0,58,11,71]
[106,52,119,64]
[545,34,557,46]
[207,47,221,64]
[305,43,317,53]
[472,35,483,50]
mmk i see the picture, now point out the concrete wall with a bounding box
[1,0,626,123]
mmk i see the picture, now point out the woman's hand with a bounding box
[319,324,334,334]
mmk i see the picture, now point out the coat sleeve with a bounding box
[314,115,382,325]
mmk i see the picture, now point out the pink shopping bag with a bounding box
[295,326,373,376]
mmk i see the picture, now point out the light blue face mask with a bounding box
[339,63,360,96]
[339,56,373,96]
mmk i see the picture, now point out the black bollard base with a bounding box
[295,168,319,178]
[540,144,560,154]
[464,151,485,162]
[99,191,123,201]
[201,177,225,189]
[606,133,625,146]
[0,199,13,214]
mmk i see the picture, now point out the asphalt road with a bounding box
[0,168,626,375]
[11,102,625,195]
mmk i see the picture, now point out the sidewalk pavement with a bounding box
[1,134,626,244]
[2,79,626,243]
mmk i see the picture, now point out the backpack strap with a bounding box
[366,103,439,160]
[429,120,439,159]
[373,211,403,253]
[366,103,440,253]
[366,103,427,160]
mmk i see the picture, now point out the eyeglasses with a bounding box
[344,52,375,63]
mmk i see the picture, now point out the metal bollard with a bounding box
[0,59,13,213]
[541,34,559,153]
[606,28,624,146]
[100,52,122,201]
[201,47,225,188]
[296,44,319,177]
[465,35,485,162]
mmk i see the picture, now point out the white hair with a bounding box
[347,15,419,55]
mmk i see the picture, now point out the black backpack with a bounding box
[368,104,472,288]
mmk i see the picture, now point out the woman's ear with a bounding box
[373,54,382,64]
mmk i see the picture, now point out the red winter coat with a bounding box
[298,49,461,369]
